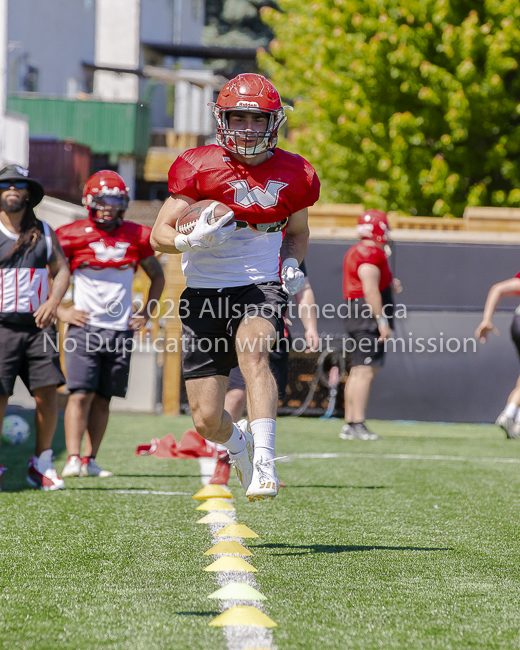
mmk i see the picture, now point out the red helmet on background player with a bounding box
[357,209,390,244]
[210,74,289,157]
[82,171,130,230]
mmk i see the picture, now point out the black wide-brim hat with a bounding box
[0,165,45,207]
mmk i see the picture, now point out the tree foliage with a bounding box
[259,0,520,216]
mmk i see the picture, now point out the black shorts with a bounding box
[227,345,290,400]
[0,322,65,395]
[64,325,134,400]
[343,327,386,368]
[511,314,520,359]
[181,282,287,380]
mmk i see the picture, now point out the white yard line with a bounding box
[287,451,520,464]
[114,490,191,495]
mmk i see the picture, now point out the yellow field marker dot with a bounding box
[204,557,258,572]
[192,485,233,500]
[209,606,276,628]
[216,524,258,538]
[208,582,266,601]
[204,541,253,556]
[196,512,234,524]
[195,498,235,511]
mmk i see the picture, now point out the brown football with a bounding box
[176,200,234,235]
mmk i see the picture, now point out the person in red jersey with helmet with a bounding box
[0,165,70,491]
[56,171,164,479]
[151,74,320,501]
[341,209,401,441]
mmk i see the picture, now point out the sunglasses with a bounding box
[0,181,29,189]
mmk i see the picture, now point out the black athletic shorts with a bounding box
[227,343,290,399]
[64,324,134,400]
[511,314,520,359]
[343,327,386,368]
[181,282,288,380]
[0,322,65,395]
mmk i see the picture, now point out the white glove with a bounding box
[281,258,305,295]
[175,202,236,251]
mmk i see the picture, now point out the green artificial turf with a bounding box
[1,414,520,649]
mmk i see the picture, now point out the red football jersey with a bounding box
[56,220,154,273]
[343,241,393,300]
[168,145,320,226]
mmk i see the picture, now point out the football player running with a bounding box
[151,74,320,500]
[57,171,165,479]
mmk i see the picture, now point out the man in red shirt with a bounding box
[151,73,320,501]
[341,210,396,441]
[56,171,164,478]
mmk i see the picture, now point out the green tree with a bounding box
[260,0,520,217]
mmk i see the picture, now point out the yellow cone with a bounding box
[204,541,253,556]
[204,556,257,572]
[196,512,234,524]
[216,524,259,538]
[195,498,235,511]
[209,606,276,628]
[193,485,233,500]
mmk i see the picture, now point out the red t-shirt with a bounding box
[168,144,320,226]
[343,241,393,300]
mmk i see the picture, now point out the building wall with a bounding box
[7,0,96,96]
[94,0,140,102]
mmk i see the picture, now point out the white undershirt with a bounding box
[182,227,282,288]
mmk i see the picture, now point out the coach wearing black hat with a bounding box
[0,165,70,491]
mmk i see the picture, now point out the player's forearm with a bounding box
[280,232,308,266]
[143,276,165,315]
[150,224,183,254]
[48,266,71,305]
[362,285,385,321]
[481,286,503,323]
[297,287,318,333]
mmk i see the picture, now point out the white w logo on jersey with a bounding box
[89,241,131,262]
[228,180,288,209]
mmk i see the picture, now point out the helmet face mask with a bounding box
[82,171,129,231]
[210,74,288,157]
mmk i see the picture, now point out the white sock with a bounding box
[515,410,520,424]
[224,423,246,455]
[504,402,518,419]
[250,418,276,463]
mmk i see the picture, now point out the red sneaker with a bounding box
[27,450,65,491]
[0,466,6,492]
[209,451,231,485]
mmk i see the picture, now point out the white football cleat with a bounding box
[496,412,518,439]
[62,455,82,478]
[229,419,254,491]
[246,456,280,502]
[80,458,113,477]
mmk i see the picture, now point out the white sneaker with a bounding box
[246,456,280,501]
[496,412,518,439]
[80,458,113,477]
[229,419,254,491]
[62,455,82,478]
[27,449,65,491]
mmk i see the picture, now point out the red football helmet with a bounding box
[210,74,289,157]
[357,209,390,244]
[82,170,130,230]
